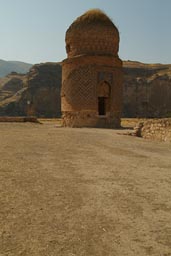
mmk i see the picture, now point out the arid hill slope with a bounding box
[123,61,171,117]
[0,72,27,102]
[0,63,61,117]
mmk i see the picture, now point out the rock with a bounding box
[123,61,171,118]
[133,118,171,142]
[0,73,26,101]
[0,63,62,117]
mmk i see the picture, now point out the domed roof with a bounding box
[67,9,118,33]
[65,9,120,58]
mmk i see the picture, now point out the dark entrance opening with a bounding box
[98,97,106,115]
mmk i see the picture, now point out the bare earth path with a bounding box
[0,122,171,256]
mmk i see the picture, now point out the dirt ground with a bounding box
[0,121,171,256]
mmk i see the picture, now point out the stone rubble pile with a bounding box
[133,119,171,142]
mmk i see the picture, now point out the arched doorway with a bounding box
[97,81,111,116]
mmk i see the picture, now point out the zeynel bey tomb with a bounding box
[61,10,123,128]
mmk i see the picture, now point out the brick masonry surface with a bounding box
[61,12,123,128]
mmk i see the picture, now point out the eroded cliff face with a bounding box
[22,63,62,117]
[123,61,171,117]
[0,63,62,117]
[0,60,171,118]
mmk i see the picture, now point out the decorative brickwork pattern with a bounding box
[66,26,119,58]
[62,65,96,110]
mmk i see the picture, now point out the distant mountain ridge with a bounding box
[0,59,32,77]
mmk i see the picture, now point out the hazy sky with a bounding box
[0,0,170,64]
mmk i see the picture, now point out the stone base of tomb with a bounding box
[62,111,121,128]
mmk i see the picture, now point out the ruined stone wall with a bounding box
[134,119,171,142]
[0,116,39,123]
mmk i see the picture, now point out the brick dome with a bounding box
[65,9,119,58]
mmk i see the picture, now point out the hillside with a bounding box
[0,62,62,117]
[0,73,27,102]
[123,61,171,117]
[0,59,32,77]
[123,60,171,77]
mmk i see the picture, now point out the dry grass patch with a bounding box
[68,9,118,31]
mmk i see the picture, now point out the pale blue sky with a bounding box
[0,0,170,64]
